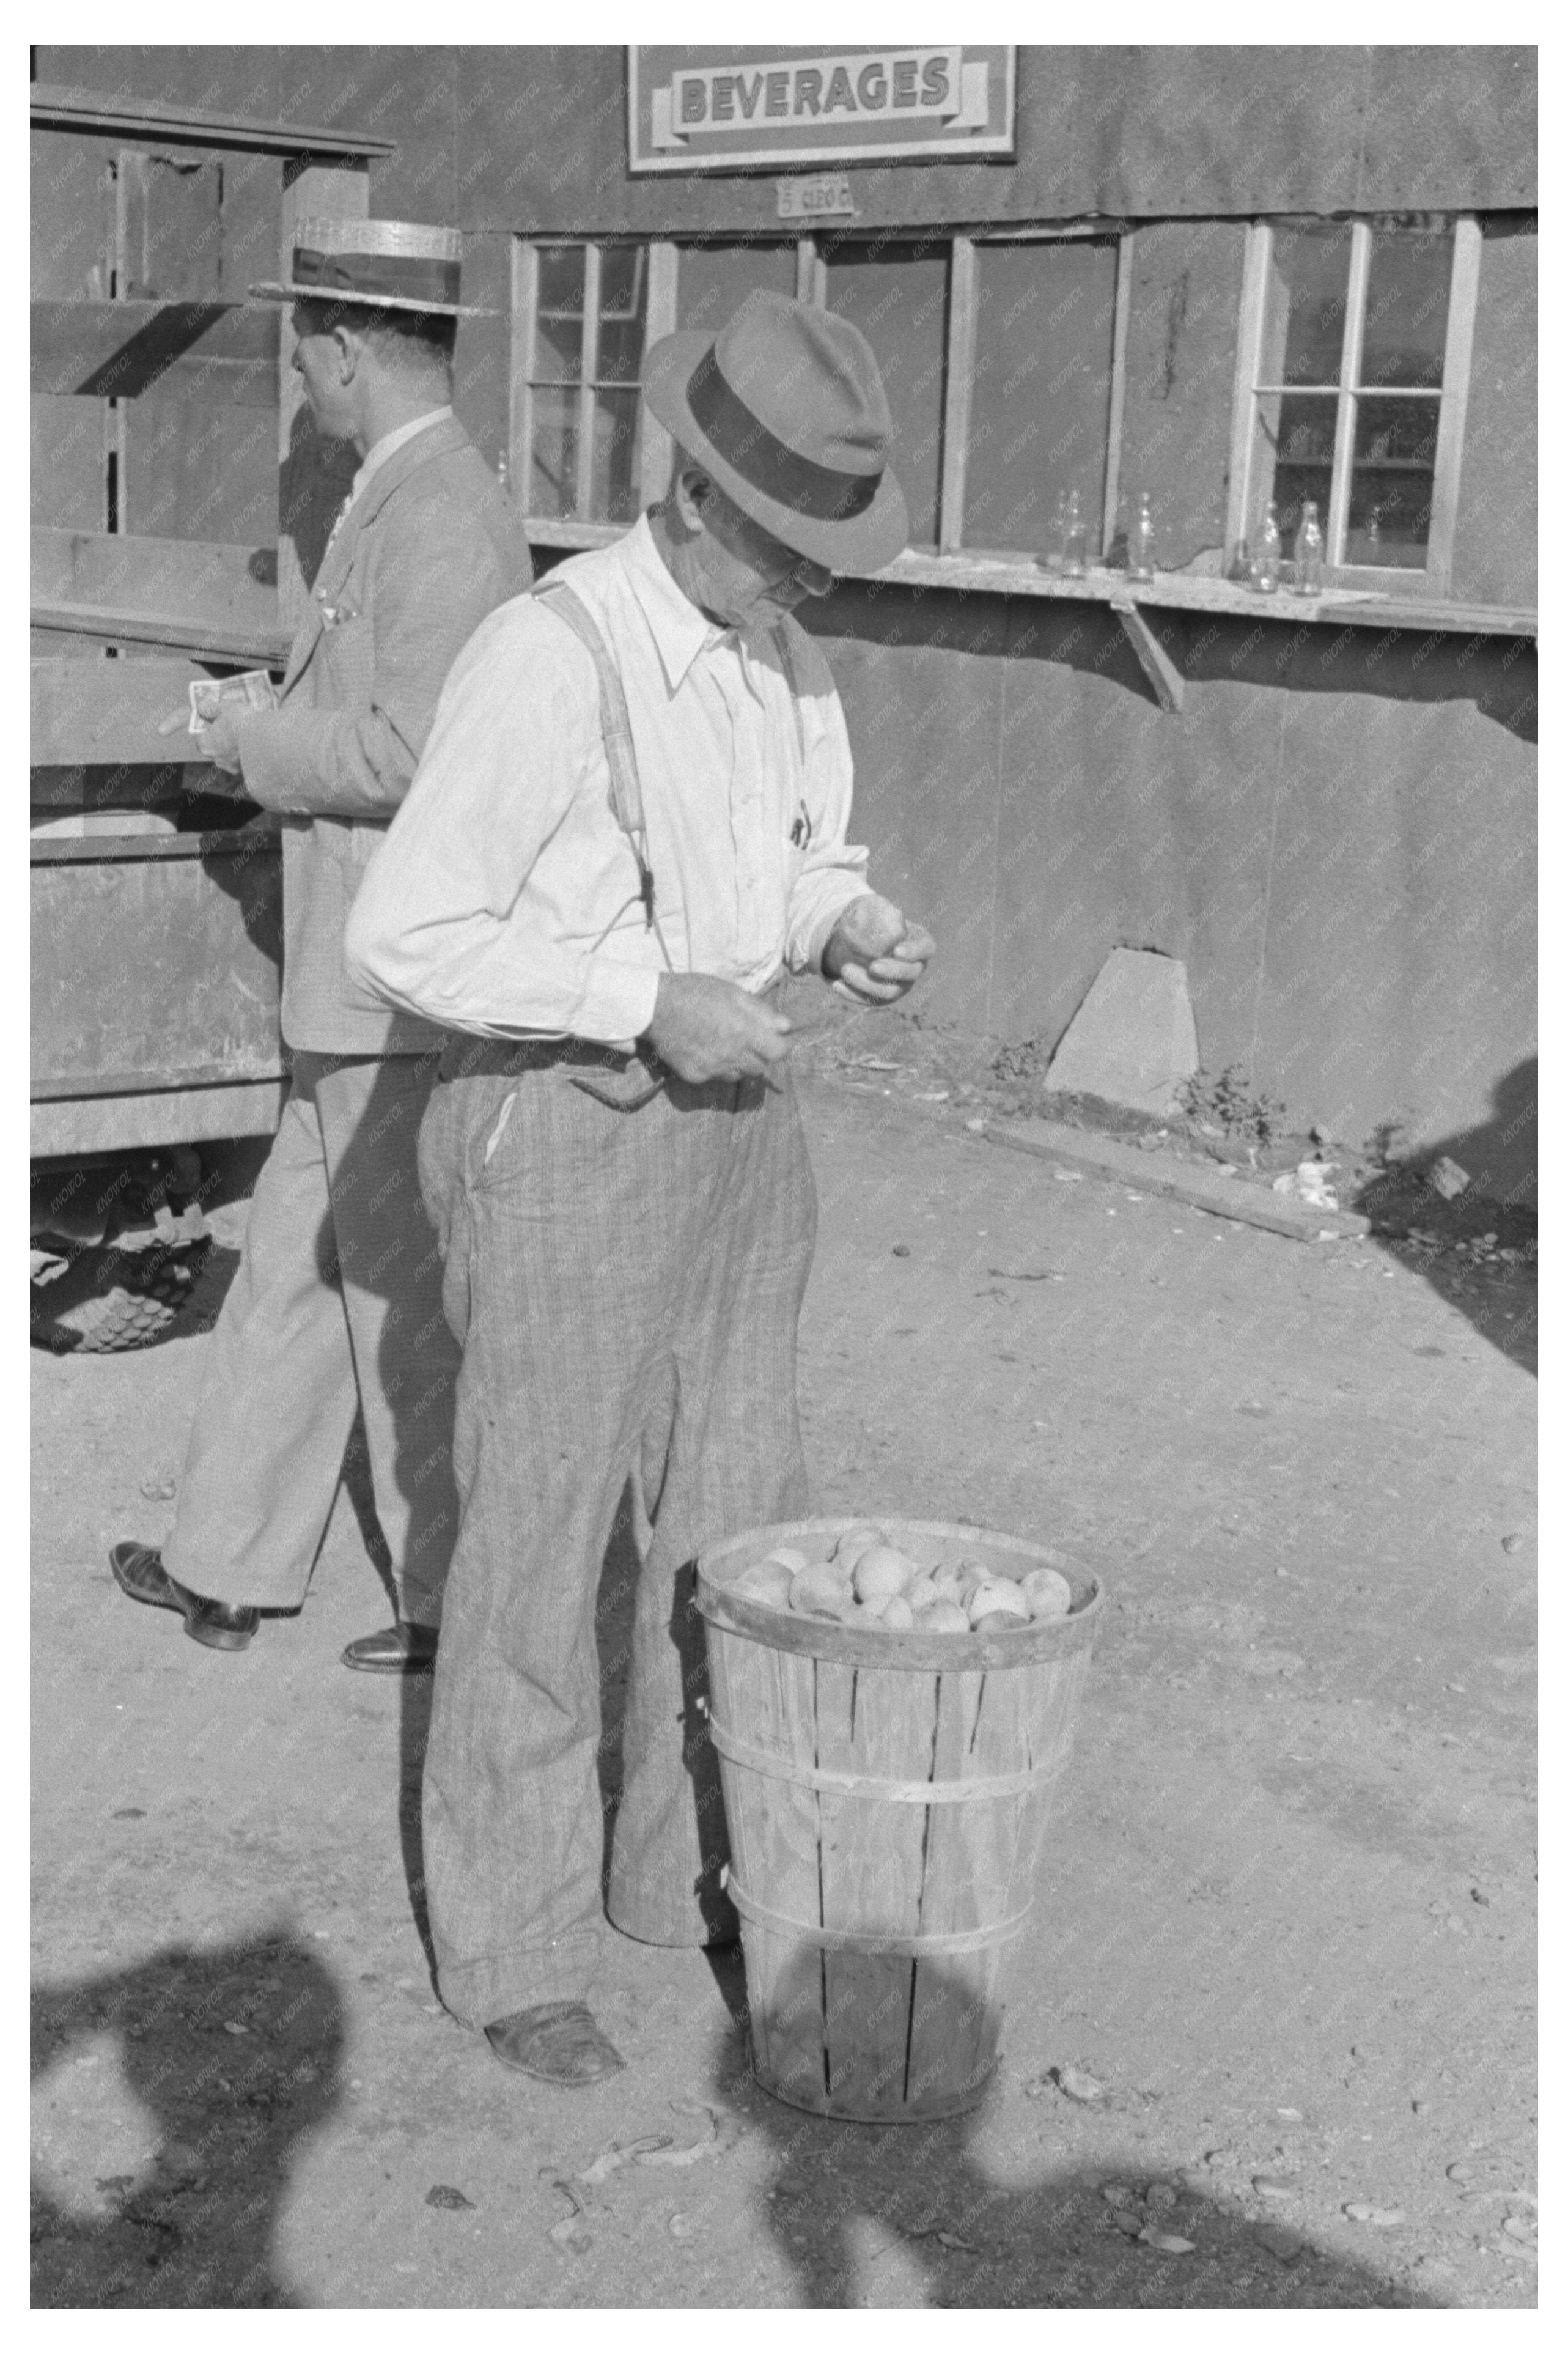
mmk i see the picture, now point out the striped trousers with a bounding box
[416,1046,816,2030]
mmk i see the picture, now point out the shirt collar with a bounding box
[622,512,767,698]
[347,405,454,509]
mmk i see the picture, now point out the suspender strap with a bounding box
[532,576,657,929]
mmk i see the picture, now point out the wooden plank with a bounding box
[31,600,289,666]
[31,1079,284,1157]
[1111,594,1185,713]
[31,848,283,1104]
[31,655,224,767]
[31,298,279,404]
[816,1658,927,2117]
[981,1115,1372,1241]
[1425,216,1483,599]
[31,84,397,160]
[32,526,281,624]
[278,160,369,634]
[937,238,977,556]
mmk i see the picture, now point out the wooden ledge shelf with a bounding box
[522,517,1537,651]
[31,602,290,668]
[30,83,397,159]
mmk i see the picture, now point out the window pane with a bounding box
[1255,389,1337,544]
[590,391,643,524]
[824,241,947,548]
[598,244,646,319]
[676,242,797,336]
[1360,221,1452,391]
[533,314,583,382]
[965,239,1118,556]
[1261,220,1353,387]
[537,245,586,315]
[595,319,644,385]
[1345,394,1440,567]
[529,385,580,518]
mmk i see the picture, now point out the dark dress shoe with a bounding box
[340,1622,440,1673]
[484,2002,625,2086]
[108,1543,259,1652]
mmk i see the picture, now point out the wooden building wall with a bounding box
[34,45,1538,1196]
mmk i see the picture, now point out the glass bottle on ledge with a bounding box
[1251,500,1281,594]
[1128,493,1156,583]
[1039,488,1067,572]
[1060,489,1088,578]
[1290,499,1324,596]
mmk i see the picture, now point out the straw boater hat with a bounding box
[642,290,908,574]
[249,217,490,316]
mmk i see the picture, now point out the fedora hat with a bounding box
[250,217,491,317]
[642,292,908,574]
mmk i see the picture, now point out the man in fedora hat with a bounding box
[111,218,532,1673]
[347,289,935,2084]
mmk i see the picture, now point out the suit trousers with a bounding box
[416,1052,816,2030]
[163,1051,461,1622]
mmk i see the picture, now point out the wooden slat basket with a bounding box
[696,1517,1104,2124]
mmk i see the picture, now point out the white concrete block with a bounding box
[1043,948,1199,1115]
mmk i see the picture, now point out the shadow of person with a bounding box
[711,1948,1435,2310]
[31,1930,345,2309]
[1354,1057,1537,1376]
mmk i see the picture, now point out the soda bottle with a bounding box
[1252,501,1281,593]
[1292,500,1323,596]
[1128,493,1156,583]
[1061,490,1088,578]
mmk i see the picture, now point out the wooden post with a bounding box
[937,238,977,556]
[276,158,368,636]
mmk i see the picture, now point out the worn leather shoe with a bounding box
[340,1622,440,1674]
[108,1542,260,1652]
[484,2002,625,2086]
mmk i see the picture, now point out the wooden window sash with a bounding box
[639,240,679,508]
[576,242,602,523]
[1324,220,1371,567]
[1224,222,1273,571]
[1422,214,1482,597]
[1101,229,1134,558]
[937,237,976,555]
[509,237,539,510]
[1231,215,1478,593]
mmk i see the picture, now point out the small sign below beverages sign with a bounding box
[776,172,857,221]
[627,45,1016,175]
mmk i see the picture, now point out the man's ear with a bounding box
[330,322,362,384]
[671,465,713,533]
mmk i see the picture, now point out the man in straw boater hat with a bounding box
[110,218,532,1673]
[346,290,936,2083]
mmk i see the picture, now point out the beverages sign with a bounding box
[627,45,1017,174]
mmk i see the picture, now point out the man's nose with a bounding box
[793,558,834,598]
[290,344,305,377]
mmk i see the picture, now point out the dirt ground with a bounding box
[31,1057,1537,2310]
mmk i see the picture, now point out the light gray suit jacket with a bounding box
[235,414,534,1056]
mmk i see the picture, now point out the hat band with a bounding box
[292,246,462,307]
[686,349,881,527]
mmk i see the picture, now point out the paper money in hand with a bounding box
[188,670,278,734]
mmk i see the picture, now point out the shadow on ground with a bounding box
[31,1932,345,2309]
[698,1951,1432,2309]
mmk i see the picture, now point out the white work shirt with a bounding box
[345,514,871,1046]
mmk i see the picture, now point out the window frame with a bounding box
[1224,213,1482,597]
[509,226,1132,573]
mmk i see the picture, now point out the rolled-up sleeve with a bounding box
[781,633,871,975]
[343,602,662,1045]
